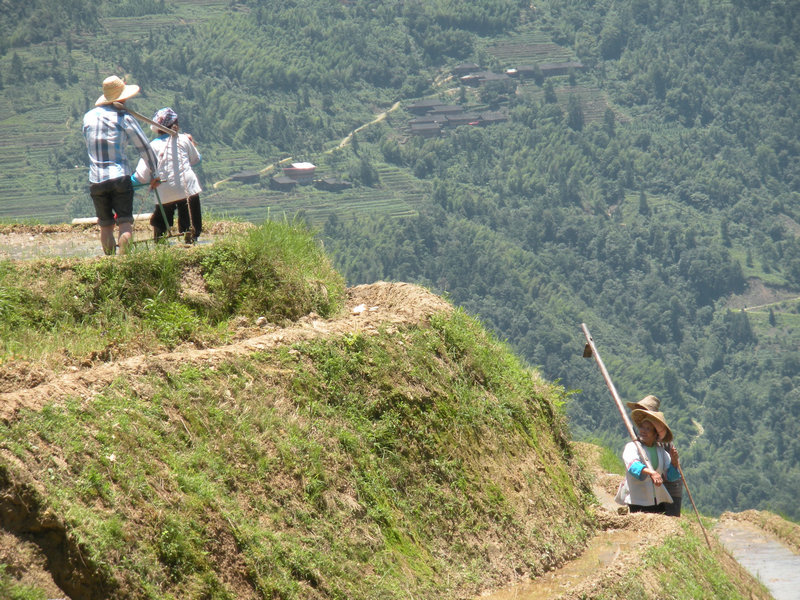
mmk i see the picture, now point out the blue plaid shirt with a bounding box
[83,105,158,184]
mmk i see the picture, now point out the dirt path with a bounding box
[743,296,800,312]
[0,221,253,260]
[330,101,401,151]
[726,277,800,312]
[210,101,402,188]
[0,281,451,424]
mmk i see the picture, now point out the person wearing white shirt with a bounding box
[622,409,681,513]
[133,107,203,243]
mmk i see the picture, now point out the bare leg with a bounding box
[118,222,134,255]
[100,224,117,255]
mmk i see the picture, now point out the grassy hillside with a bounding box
[4,0,800,529]
[0,224,774,599]
[0,222,591,598]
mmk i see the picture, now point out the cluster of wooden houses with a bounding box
[270,162,353,192]
[407,60,584,137]
[231,163,352,192]
[407,100,508,137]
[233,61,587,182]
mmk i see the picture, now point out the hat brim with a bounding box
[628,395,660,412]
[631,409,673,443]
[95,84,140,106]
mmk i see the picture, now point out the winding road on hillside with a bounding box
[0,225,797,599]
[211,101,402,189]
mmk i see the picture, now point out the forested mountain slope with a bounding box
[326,0,800,521]
[1,0,800,519]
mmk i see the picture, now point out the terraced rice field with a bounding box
[0,89,83,222]
[519,84,610,125]
[484,30,575,67]
[99,0,229,39]
[202,164,429,225]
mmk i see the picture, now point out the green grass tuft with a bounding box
[0,220,345,362]
[0,565,47,600]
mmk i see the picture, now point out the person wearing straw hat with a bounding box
[627,395,684,517]
[621,408,681,514]
[133,107,203,243]
[82,75,160,255]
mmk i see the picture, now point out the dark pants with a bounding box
[629,503,668,514]
[90,176,134,226]
[150,195,202,241]
[664,496,683,517]
[664,479,683,517]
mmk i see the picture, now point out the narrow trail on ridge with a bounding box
[475,443,686,600]
[0,281,452,424]
[330,101,401,151]
[478,444,798,600]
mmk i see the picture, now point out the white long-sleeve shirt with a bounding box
[622,441,679,506]
[134,133,202,204]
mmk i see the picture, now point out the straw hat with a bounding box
[95,76,140,106]
[626,394,660,412]
[631,409,673,443]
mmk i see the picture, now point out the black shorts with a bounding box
[90,176,134,227]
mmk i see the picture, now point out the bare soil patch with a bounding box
[726,277,800,311]
[0,529,67,599]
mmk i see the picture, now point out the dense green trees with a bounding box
[322,0,800,519]
[3,0,800,519]
[0,0,98,51]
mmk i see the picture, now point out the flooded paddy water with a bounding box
[714,519,800,600]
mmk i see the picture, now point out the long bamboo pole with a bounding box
[581,323,713,549]
[112,102,176,136]
[581,323,672,506]
[676,462,713,549]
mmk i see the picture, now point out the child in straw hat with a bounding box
[621,409,681,514]
[82,76,160,255]
[627,395,683,517]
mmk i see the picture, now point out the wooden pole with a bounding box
[581,323,673,506]
[112,102,176,136]
[676,462,713,549]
